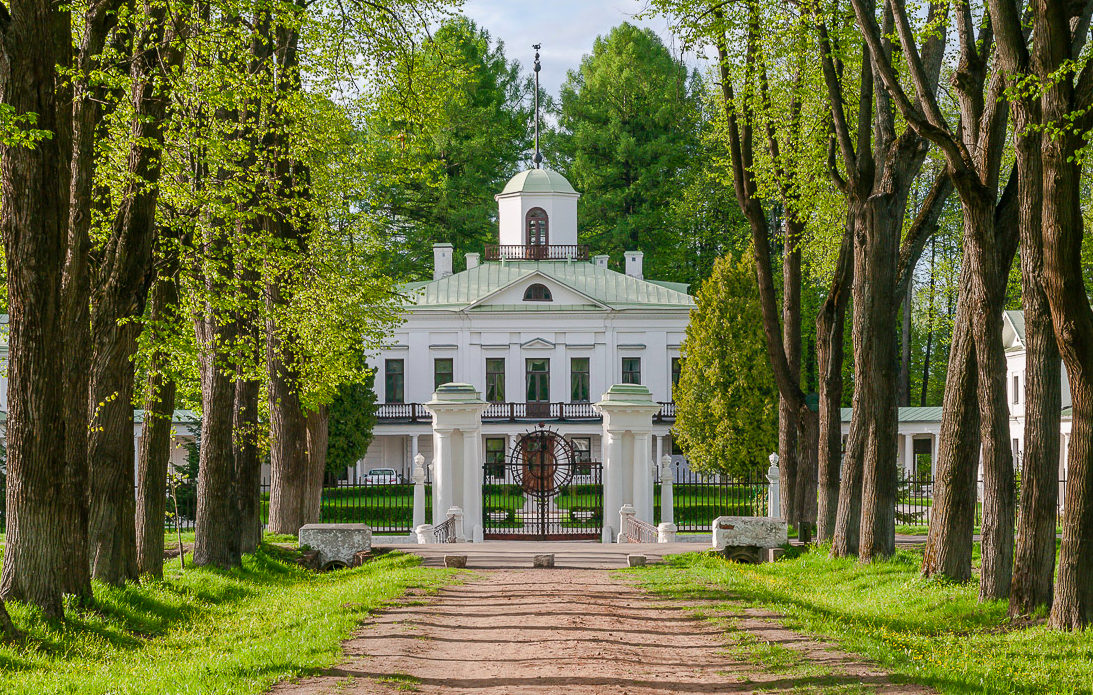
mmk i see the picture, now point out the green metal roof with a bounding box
[1005,310,1025,343]
[401,261,696,311]
[840,406,944,423]
[500,168,577,195]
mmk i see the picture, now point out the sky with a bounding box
[458,0,696,97]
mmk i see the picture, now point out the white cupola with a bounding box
[494,169,580,247]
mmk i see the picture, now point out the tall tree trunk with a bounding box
[961,191,1016,601]
[234,262,263,554]
[1010,112,1061,617]
[920,237,936,406]
[61,2,120,602]
[900,279,912,406]
[304,407,330,525]
[856,197,904,561]
[780,216,804,535]
[265,13,315,535]
[1037,6,1093,623]
[192,294,241,568]
[0,9,76,618]
[816,231,853,541]
[86,5,183,585]
[921,286,980,581]
[86,321,140,584]
[135,269,180,578]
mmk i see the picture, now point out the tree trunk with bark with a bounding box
[87,4,184,584]
[135,270,180,578]
[304,407,330,525]
[192,295,241,568]
[0,9,77,619]
[1010,111,1061,616]
[233,261,263,554]
[816,232,853,541]
[921,287,980,581]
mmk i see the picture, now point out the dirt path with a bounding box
[268,569,932,695]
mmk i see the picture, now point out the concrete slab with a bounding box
[377,541,709,569]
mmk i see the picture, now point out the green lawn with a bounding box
[625,547,1093,694]
[1,541,457,695]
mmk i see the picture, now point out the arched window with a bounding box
[526,207,549,247]
[523,283,553,302]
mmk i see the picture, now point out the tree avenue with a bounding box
[654,0,1093,629]
[0,0,449,631]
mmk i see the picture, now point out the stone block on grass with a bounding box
[533,554,555,568]
[444,555,467,568]
[627,554,647,567]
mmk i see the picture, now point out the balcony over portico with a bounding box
[374,401,676,423]
[484,244,590,261]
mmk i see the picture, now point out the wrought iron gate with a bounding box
[482,425,603,540]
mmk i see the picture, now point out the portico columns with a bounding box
[904,434,915,475]
[595,384,662,541]
[433,429,455,522]
[633,432,653,522]
[603,429,624,544]
[424,383,489,540]
[463,431,483,542]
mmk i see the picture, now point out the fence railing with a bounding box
[658,463,769,533]
[623,514,658,543]
[375,401,677,422]
[484,244,590,261]
[433,515,458,543]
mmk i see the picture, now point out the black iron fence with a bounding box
[29,467,1068,541]
[656,463,770,532]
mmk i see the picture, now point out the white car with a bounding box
[363,468,401,485]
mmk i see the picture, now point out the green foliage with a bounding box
[364,17,535,278]
[550,23,703,282]
[629,547,1093,694]
[674,252,778,475]
[325,373,379,474]
[0,546,455,694]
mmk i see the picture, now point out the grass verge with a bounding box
[1,544,456,695]
[624,547,1093,694]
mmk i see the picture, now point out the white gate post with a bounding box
[448,506,465,542]
[767,453,781,519]
[595,384,662,542]
[424,383,488,537]
[659,454,675,524]
[412,453,427,530]
[657,454,677,542]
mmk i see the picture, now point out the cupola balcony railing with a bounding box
[484,244,590,261]
[374,401,676,422]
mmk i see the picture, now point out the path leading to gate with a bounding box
[268,568,932,695]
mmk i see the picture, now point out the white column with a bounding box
[603,429,624,543]
[434,429,454,526]
[659,454,674,525]
[411,433,419,464]
[656,435,664,471]
[462,430,483,542]
[904,434,915,475]
[633,432,653,524]
[931,432,938,476]
[412,453,427,529]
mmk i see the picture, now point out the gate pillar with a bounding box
[425,383,488,541]
[595,384,662,541]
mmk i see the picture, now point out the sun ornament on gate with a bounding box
[508,424,576,499]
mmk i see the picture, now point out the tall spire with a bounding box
[532,44,543,168]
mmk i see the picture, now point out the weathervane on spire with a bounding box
[532,44,543,169]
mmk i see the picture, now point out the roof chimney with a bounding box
[465,252,480,270]
[625,251,643,280]
[433,243,453,280]
[594,254,609,270]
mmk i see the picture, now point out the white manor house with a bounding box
[358,168,694,522]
